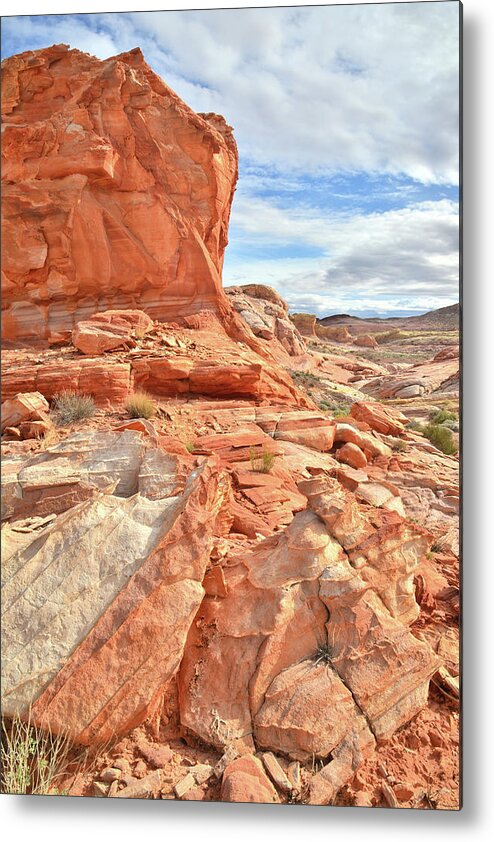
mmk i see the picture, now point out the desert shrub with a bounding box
[319,399,350,417]
[1,714,72,795]
[249,446,276,473]
[124,390,156,419]
[290,370,321,388]
[430,408,458,424]
[442,419,459,432]
[422,423,458,455]
[52,391,96,426]
[374,329,404,344]
[332,404,351,418]
[406,420,425,432]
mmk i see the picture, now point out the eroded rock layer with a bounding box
[2,44,238,341]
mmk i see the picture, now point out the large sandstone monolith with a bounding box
[1,44,238,341]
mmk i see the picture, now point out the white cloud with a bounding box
[225,198,459,316]
[1,4,460,317]
[2,4,460,183]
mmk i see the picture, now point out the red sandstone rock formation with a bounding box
[1,44,238,341]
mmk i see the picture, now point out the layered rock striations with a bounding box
[2,44,238,341]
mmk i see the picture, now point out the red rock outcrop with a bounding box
[226,285,306,356]
[354,333,378,349]
[1,44,238,341]
[3,455,230,743]
[72,310,153,355]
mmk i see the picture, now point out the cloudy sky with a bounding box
[1,2,460,317]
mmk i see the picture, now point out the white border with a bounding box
[1,1,493,839]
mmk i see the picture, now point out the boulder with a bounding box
[337,442,367,469]
[334,422,392,459]
[350,401,407,436]
[2,459,230,743]
[226,285,306,356]
[72,310,153,355]
[1,391,50,433]
[221,756,279,803]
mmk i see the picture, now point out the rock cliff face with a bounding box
[1,44,238,341]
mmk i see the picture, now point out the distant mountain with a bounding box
[317,303,459,331]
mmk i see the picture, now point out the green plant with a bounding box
[249,446,276,474]
[406,420,425,432]
[1,714,72,795]
[332,404,351,418]
[319,399,350,417]
[442,419,459,432]
[124,390,156,419]
[289,370,321,388]
[185,441,196,453]
[430,409,458,425]
[52,391,96,426]
[422,423,458,455]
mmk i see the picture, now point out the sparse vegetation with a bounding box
[406,420,425,432]
[52,391,96,426]
[124,390,156,419]
[1,714,73,795]
[405,418,457,454]
[249,446,276,473]
[290,370,322,388]
[319,399,351,417]
[36,426,59,450]
[430,408,458,425]
[422,423,458,455]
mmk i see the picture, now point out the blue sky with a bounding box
[1,3,460,317]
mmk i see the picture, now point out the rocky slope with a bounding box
[1,46,459,809]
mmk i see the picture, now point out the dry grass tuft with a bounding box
[52,391,96,426]
[124,390,156,419]
[1,713,73,795]
[249,446,276,473]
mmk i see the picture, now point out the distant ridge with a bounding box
[317,303,459,330]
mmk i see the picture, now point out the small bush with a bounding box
[406,420,425,432]
[319,399,350,417]
[422,423,458,455]
[332,404,351,418]
[52,391,96,426]
[125,390,156,419]
[1,714,72,795]
[249,446,276,473]
[442,419,459,432]
[430,409,458,424]
[290,370,321,388]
